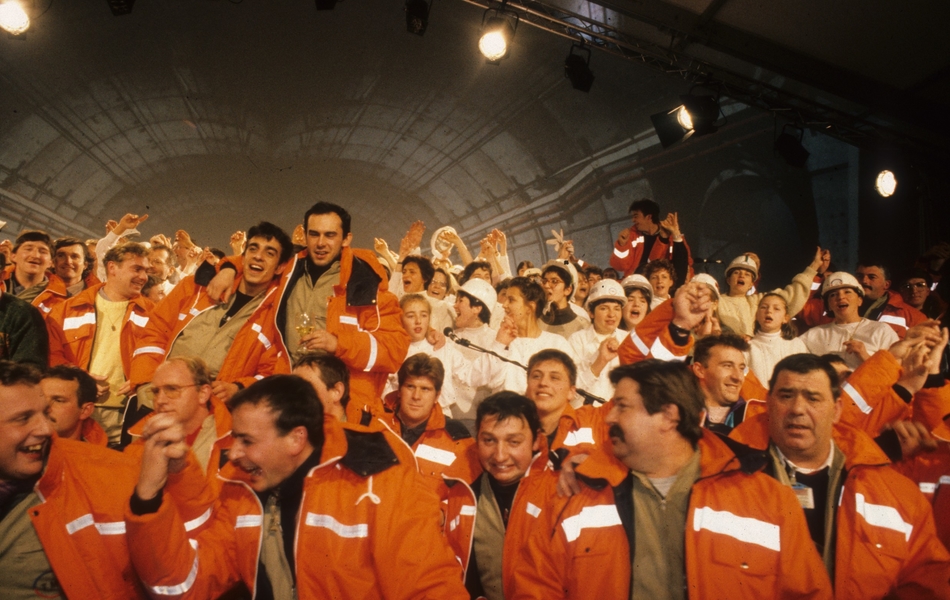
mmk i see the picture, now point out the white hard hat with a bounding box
[458,278,497,314]
[585,279,627,310]
[620,274,653,299]
[691,273,721,299]
[821,272,864,298]
[725,254,759,280]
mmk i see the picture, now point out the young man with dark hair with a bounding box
[0,360,147,599]
[293,350,351,422]
[126,373,468,599]
[207,203,410,421]
[690,333,753,435]
[3,230,73,320]
[52,237,90,298]
[48,241,152,445]
[730,353,950,599]
[131,222,294,404]
[610,199,693,282]
[856,260,926,338]
[509,359,832,599]
[41,364,105,444]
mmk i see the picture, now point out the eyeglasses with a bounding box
[541,277,565,287]
[148,384,199,399]
[902,282,929,290]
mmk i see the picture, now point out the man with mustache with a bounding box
[507,359,832,599]
[855,261,926,338]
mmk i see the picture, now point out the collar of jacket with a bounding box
[286,247,385,308]
[67,281,152,312]
[730,411,890,470]
[35,436,134,500]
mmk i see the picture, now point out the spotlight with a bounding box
[0,1,29,35]
[875,170,897,197]
[774,126,810,168]
[479,10,517,63]
[315,0,337,9]
[564,44,594,92]
[106,0,135,16]
[405,0,429,36]
[650,93,721,148]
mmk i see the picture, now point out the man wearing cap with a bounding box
[855,260,926,338]
[451,278,500,432]
[620,274,653,331]
[609,199,693,281]
[569,279,629,404]
[718,248,826,338]
[540,259,589,340]
[799,272,899,369]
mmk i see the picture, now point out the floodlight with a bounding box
[676,106,692,131]
[106,0,135,16]
[0,1,29,35]
[680,95,720,136]
[406,0,429,36]
[479,13,516,63]
[875,170,897,197]
[564,44,594,92]
[774,126,810,168]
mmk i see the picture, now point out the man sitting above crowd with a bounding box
[610,199,692,282]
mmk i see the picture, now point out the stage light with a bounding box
[0,1,29,35]
[650,93,721,148]
[106,0,135,16]
[676,106,692,131]
[774,126,810,168]
[479,12,516,63]
[564,44,594,92]
[875,170,897,197]
[405,0,429,36]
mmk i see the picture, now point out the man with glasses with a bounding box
[540,259,588,340]
[125,357,230,481]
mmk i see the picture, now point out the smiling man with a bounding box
[2,230,71,320]
[799,272,899,369]
[0,361,147,599]
[52,237,90,298]
[125,374,468,599]
[690,333,752,435]
[48,241,153,446]
[207,202,409,421]
[130,222,293,404]
[730,353,950,599]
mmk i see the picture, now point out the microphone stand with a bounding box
[444,329,608,406]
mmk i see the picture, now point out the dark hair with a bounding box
[602,268,619,281]
[476,391,541,441]
[644,258,676,284]
[304,202,351,238]
[542,262,575,291]
[13,230,52,254]
[398,353,445,392]
[142,276,161,298]
[508,276,546,319]
[53,237,87,259]
[209,248,226,261]
[402,255,435,289]
[246,221,294,264]
[528,349,577,386]
[768,354,841,400]
[609,360,704,446]
[693,333,750,366]
[460,261,493,286]
[517,260,534,273]
[229,374,325,446]
[457,290,491,324]
[583,265,603,279]
[43,365,97,406]
[753,293,798,339]
[856,260,891,282]
[628,199,660,223]
[293,351,350,409]
[103,241,149,265]
[0,360,43,386]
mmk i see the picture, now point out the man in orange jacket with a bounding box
[125,374,467,599]
[40,365,107,445]
[206,202,410,422]
[730,353,950,599]
[2,230,70,319]
[129,222,294,403]
[507,359,832,600]
[0,361,147,599]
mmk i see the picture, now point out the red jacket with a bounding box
[505,429,832,599]
[125,418,468,599]
[128,274,288,389]
[227,247,409,420]
[618,299,693,365]
[0,266,69,318]
[80,417,108,446]
[731,414,950,599]
[609,233,693,279]
[799,290,926,340]
[28,438,148,599]
[46,282,154,375]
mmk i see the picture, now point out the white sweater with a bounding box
[747,331,809,388]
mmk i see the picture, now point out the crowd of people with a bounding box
[0,197,949,599]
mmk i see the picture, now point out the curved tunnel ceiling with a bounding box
[1,0,945,271]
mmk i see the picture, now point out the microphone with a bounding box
[443,327,471,347]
